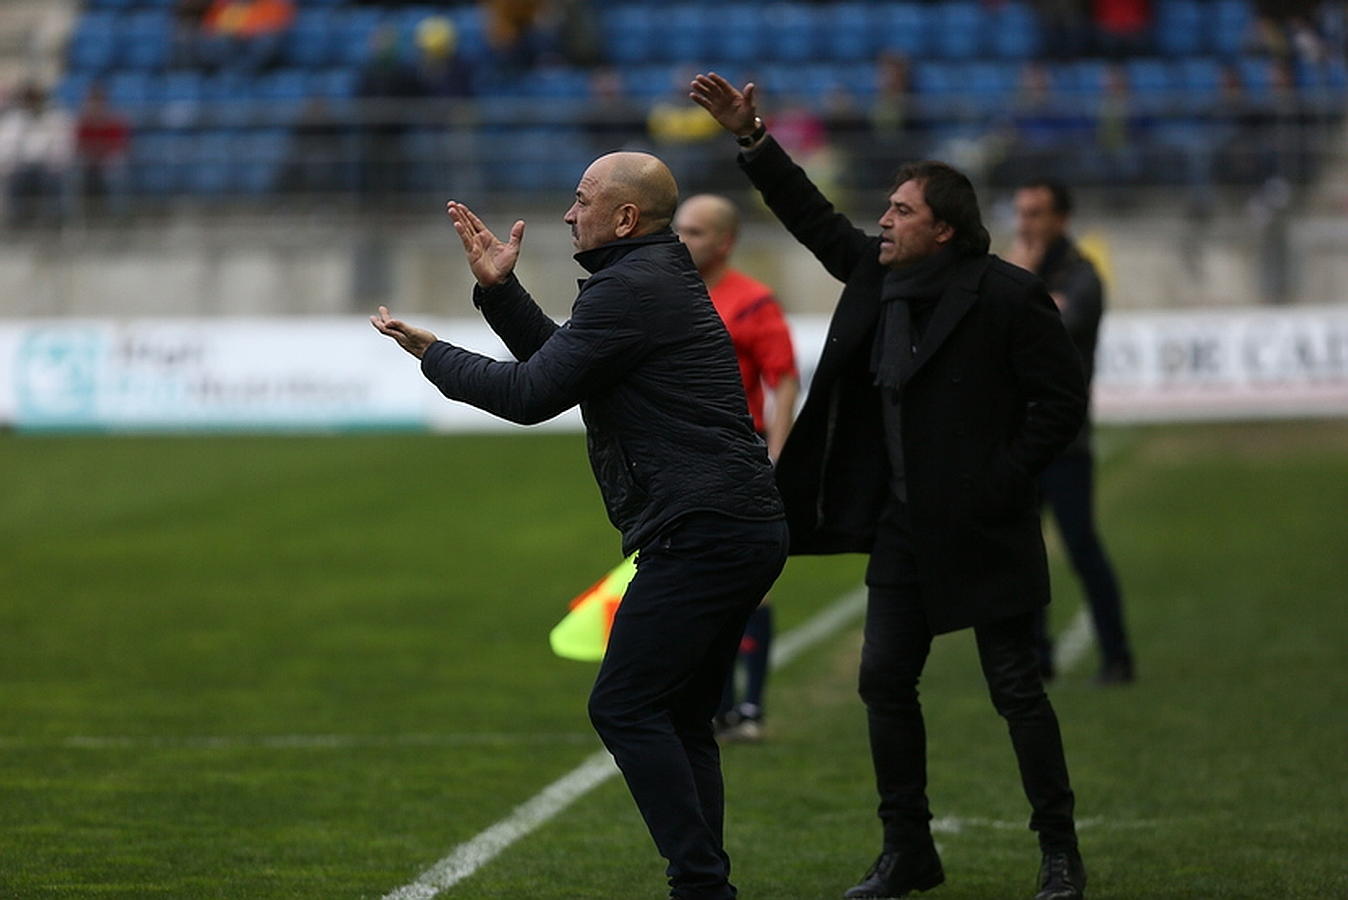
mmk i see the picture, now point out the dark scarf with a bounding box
[871,245,962,391]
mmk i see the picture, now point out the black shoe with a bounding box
[1093,658,1135,685]
[1035,848,1086,900]
[843,844,944,898]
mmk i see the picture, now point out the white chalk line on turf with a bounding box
[381,584,870,900]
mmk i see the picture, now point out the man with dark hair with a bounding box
[1007,178,1135,685]
[372,150,787,900]
[692,73,1089,900]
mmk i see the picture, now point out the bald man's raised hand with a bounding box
[689,73,759,138]
[447,201,525,288]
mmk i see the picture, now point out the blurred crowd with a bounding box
[1,0,1345,231]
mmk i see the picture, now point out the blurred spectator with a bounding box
[484,0,546,71]
[1035,0,1091,58]
[545,0,603,68]
[996,61,1090,185]
[1092,63,1144,189]
[868,54,929,183]
[74,83,131,219]
[356,25,418,199]
[584,68,647,155]
[1252,0,1330,62]
[411,16,475,98]
[1092,0,1151,57]
[171,0,214,68]
[648,69,723,188]
[201,0,295,72]
[0,83,74,228]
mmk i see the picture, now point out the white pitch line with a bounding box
[382,584,870,900]
[1055,606,1095,674]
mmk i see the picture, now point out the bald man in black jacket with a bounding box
[373,152,786,900]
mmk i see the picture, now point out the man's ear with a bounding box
[614,202,641,238]
[934,221,956,245]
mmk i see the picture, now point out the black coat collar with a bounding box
[573,229,679,274]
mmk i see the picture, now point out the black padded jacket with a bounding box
[419,229,784,556]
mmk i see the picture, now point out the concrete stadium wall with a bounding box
[2,207,1343,319]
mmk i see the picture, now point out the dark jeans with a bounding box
[1037,450,1132,668]
[588,514,789,900]
[862,507,1078,853]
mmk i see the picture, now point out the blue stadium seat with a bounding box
[67,14,119,73]
[825,4,876,62]
[235,130,291,195]
[1058,59,1109,99]
[334,8,386,68]
[117,11,171,70]
[603,7,657,65]
[285,10,336,68]
[1212,0,1254,57]
[659,7,713,64]
[187,131,236,195]
[1176,57,1225,105]
[106,70,155,109]
[523,67,593,99]
[963,60,1020,112]
[931,2,982,59]
[709,6,765,63]
[1154,0,1204,56]
[1236,56,1273,97]
[253,69,311,124]
[872,4,928,58]
[1124,58,1175,99]
[912,61,958,98]
[989,2,1042,59]
[55,74,94,109]
[130,130,189,195]
[766,5,820,64]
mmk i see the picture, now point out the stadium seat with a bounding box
[1154,0,1204,56]
[186,130,236,195]
[235,130,291,194]
[116,11,172,70]
[659,7,713,64]
[67,14,119,73]
[106,70,155,110]
[709,6,765,63]
[930,2,982,59]
[1125,58,1175,98]
[603,6,657,65]
[824,4,877,62]
[333,8,386,68]
[765,5,820,64]
[872,4,928,58]
[1212,0,1254,57]
[989,2,1042,59]
[285,10,336,69]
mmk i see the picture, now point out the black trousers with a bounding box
[588,514,789,900]
[1037,450,1132,668]
[862,505,1078,853]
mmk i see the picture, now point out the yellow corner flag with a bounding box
[549,554,637,661]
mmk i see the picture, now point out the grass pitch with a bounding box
[2,422,1346,898]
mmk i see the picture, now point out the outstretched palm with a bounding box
[689,72,759,136]
[447,201,525,287]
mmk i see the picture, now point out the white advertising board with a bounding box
[0,306,1343,432]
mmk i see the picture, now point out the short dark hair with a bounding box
[892,161,990,257]
[1018,177,1073,215]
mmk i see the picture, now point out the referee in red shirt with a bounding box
[675,193,799,741]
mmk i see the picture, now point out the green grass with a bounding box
[2,423,1346,898]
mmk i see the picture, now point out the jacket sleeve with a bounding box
[1055,257,1102,345]
[739,137,874,285]
[1004,282,1089,476]
[472,272,560,361]
[420,271,646,425]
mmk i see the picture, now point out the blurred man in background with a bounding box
[1006,178,1136,685]
[693,72,1089,900]
[371,151,787,900]
[675,193,799,742]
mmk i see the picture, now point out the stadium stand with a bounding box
[19,0,1348,203]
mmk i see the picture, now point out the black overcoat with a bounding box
[742,139,1087,633]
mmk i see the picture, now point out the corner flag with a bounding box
[548,555,637,661]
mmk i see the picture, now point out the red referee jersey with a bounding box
[707,269,797,434]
